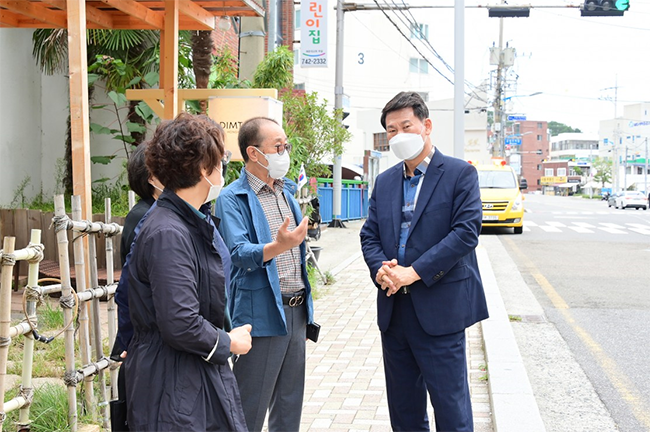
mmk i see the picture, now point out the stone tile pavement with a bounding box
[300,254,494,432]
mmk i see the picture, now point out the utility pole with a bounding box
[624,145,628,191]
[330,0,345,228]
[492,14,504,157]
[453,0,465,159]
[643,137,648,195]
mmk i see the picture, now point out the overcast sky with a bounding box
[391,0,650,134]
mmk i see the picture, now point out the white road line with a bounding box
[626,223,650,229]
[525,221,538,227]
[580,211,594,215]
[540,226,562,233]
[523,226,531,232]
[569,226,594,233]
[598,227,628,234]
[596,211,611,214]
[574,222,596,228]
[551,211,562,215]
[525,208,534,214]
[629,228,650,235]
[600,223,625,229]
[566,211,579,215]
[547,221,567,227]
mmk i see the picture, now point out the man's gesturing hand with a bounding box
[264,216,309,262]
[277,216,308,250]
[229,324,252,355]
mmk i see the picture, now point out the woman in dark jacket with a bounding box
[124,113,252,431]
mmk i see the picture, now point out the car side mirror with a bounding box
[519,178,528,190]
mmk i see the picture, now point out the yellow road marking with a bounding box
[503,237,650,429]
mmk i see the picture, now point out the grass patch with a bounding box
[508,314,522,322]
[4,383,94,432]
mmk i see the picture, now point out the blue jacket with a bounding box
[215,169,314,337]
[360,150,489,336]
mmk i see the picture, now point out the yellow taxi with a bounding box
[470,159,526,234]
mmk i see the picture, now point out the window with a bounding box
[537,135,542,141]
[293,49,298,65]
[409,58,428,74]
[410,23,429,40]
[545,168,554,176]
[537,164,542,170]
[557,168,567,176]
[374,132,389,152]
[514,124,520,134]
[294,82,305,90]
[295,9,301,29]
[537,122,542,129]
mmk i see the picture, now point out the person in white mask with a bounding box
[215,117,316,432]
[124,113,252,431]
[360,92,487,432]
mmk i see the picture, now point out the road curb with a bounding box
[476,243,546,432]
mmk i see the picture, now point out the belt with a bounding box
[282,290,305,307]
[397,286,411,295]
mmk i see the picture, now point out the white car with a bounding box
[615,191,648,210]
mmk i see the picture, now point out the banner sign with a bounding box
[301,0,328,68]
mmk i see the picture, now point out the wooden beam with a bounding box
[239,0,265,17]
[179,0,215,30]
[99,0,164,29]
[0,10,19,27]
[0,1,67,27]
[178,88,278,99]
[163,0,179,119]
[39,0,115,29]
[67,0,93,229]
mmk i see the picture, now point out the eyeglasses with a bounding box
[274,143,292,155]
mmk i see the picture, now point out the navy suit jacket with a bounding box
[360,149,489,336]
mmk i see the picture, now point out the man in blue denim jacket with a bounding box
[215,117,315,432]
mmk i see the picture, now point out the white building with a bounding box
[549,132,599,175]
[293,8,489,177]
[599,103,650,192]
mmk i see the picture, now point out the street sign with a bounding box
[507,115,527,121]
[505,137,522,146]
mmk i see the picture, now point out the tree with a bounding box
[252,46,294,90]
[592,157,612,187]
[190,30,214,114]
[548,121,582,136]
[282,91,351,179]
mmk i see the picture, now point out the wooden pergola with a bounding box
[0,0,265,221]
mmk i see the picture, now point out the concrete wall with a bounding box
[0,29,145,207]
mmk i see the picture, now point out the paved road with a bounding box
[486,193,650,432]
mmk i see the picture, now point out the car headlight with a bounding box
[511,195,523,211]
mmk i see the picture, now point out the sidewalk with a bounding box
[301,222,541,431]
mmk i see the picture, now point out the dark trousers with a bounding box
[381,293,473,432]
[110,365,129,432]
[233,302,306,432]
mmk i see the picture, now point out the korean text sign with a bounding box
[300,0,328,68]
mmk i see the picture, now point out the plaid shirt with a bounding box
[246,170,305,294]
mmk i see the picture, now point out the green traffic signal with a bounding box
[615,0,630,11]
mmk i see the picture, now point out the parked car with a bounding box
[613,191,648,210]
[607,192,619,208]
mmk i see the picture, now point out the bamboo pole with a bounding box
[70,196,95,419]
[105,198,119,401]
[0,236,16,432]
[86,217,109,429]
[54,195,78,432]
[17,229,42,428]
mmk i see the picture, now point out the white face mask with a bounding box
[254,147,291,179]
[149,182,164,195]
[203,168,224,204]
[389,131,426,161]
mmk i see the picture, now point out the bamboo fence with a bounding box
[0,194,123,431]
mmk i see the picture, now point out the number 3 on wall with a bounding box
[358,53,364,65]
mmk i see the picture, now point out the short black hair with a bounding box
[127,143,153,200]
[145,113,225,192]
[238,117,279,163]
[380,92,429,130]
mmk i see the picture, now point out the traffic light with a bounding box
[342,110,350,130]
[581,0,629,16]
[488,6,530,18]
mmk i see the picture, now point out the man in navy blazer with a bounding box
[360,92,489,431]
